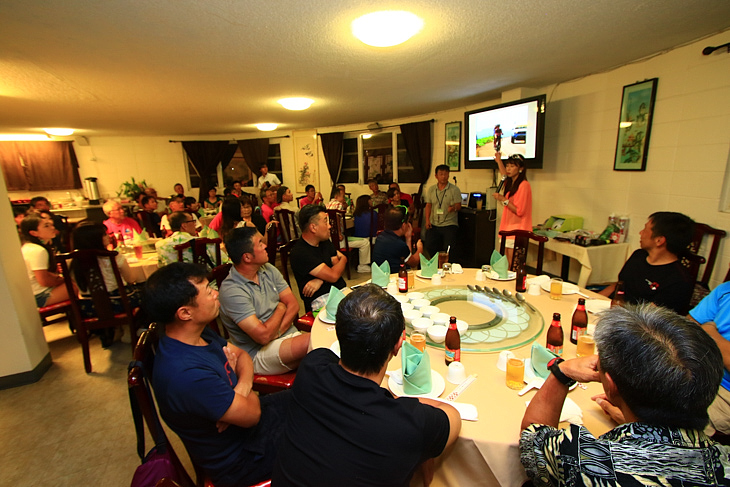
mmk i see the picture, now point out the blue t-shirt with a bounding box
[353,212,374,238]
[690,281,730,392]
[372,230,411,270]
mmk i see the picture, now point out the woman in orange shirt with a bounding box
[491,152,532,264]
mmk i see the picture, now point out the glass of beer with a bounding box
[407,270,415,289]
[550,278,563,300]
[506,358,525,390]
[576,334,595,357]
[410,332,426,352]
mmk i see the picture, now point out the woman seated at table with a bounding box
[239,197,268,236]
[20,214,70,308]
[353,194,374,238]
[203,187,223,211]
[71,221,142,346]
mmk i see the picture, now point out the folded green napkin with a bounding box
[206,227,220,239]
[325,287,346,320]
[401,341,432,395]
[490,250,509,279]
[132,229,149,243]
[371,261,390,287]
[530,343,559,379]
[198,226,209,238]
[420,254,438,277]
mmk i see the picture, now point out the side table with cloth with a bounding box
[309,270,615,487]
[528,240,629,287]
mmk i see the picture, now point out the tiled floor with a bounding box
[0,266,369,486]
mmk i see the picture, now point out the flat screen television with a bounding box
[464,94,546,170]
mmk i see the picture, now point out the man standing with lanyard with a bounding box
[424,164,462,259]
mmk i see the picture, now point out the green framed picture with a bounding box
[445,121,461,171]
[613,78,658,171]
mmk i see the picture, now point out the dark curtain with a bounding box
[319,132,344,183]
[0,141,81,191]
[237,138,270,184]
[181,141,237,203]
[399,121,433,196]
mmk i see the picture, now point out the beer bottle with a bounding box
[515,260,527,293]
[570,298,588,344]
[445,316,461,365]
[611,281,626,307]
[546,313,564,356]
[398,257,408,293]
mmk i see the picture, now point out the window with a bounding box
[339,138,359,184]
[224,148,254,187]
[266,143,283,183]
[337,130,419,185]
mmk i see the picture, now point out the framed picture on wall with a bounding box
[613,78,658,171]
[444,121,461,172]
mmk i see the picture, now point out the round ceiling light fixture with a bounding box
[44,128,75,136]
[352,11,423,47]
[256,123,278,131]
[277,98,314,111]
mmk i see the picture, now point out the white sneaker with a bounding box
[357,265,371,274]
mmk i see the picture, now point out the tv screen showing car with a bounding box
[464,95,546,169]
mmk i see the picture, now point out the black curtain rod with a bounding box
[168,135,290,143]
[319,119,436,135]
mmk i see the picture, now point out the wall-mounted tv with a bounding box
[464,94,546,170]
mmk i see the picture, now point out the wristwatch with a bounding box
[547,357,577,387]
[502,199,509,207]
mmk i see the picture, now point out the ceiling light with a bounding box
[0,134,52,141]
[352,11,423,47]
[278,98,314,111]
[44,128,74,136]
[256,123,278,131]
[362,133,373,139]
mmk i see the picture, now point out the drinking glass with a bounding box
[438,251,449,270]
[550,278,563,300]
[407,270,415,289]
[410,332,426,352]
[576,334,595,357]
[134,244,143,259]
[506,358,525,390]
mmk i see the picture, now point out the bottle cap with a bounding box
[578,298,585,305]
[552,312,561,321]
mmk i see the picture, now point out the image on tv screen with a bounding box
[467,99,540,162]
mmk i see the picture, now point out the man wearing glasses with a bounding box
[155,211,229,267]
[102,200,142,246]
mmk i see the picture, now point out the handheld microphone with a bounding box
[496,176,507,193]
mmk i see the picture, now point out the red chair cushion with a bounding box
[39,299,72,315]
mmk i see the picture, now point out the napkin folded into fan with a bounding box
[401,341,432,395]
[530,343,559,380]
[371,261,391,287]
[131,229,149,243]
[199,227,219,239]
[490,250,509,279]
[324,287,346,321]
[419,254,438,277]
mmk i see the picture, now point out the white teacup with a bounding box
[447,361,467,384]
[496,350,516,372]
[528,283,541,296]
[411,298,431,310]
[431,274,442,285]
[420,305,440,318]
[475,270,486,281]
[431,313,450,327]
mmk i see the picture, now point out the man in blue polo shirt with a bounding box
[372,206,423,270]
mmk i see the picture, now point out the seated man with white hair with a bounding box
[102,200,142,245]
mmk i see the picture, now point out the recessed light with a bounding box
[362,134,373,139]
[44,128,75,136]
[352,11,423,47]
[256,123,278,131]
[278,98,314,111]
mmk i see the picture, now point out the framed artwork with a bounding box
[293,130,318,193]
[613,78,658,171]
[444,121,461,171]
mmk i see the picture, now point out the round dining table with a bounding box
[124,249,159,283]
[309,269,616,487]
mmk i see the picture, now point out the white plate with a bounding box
[330,340,340,357]
[319,311,336,324]
[416,271,435,279]
[487,271,516,281]
[585,299,611,314]
[388,369,446,399]
[540,281,579,295]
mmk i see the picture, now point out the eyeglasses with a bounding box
[183,219,196,224]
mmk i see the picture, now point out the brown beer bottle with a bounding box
[398,257,408,293]
[546,313,564,356]
[445,316,461,365]
[570,298,588,344]
[515,260,527,293]
[611,281,626,307]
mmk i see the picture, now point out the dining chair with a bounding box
[368,203,390,249]
[295,195,308,208]
[265,223,279,265]
[58,249,140,373]
[498,229,549,274]
[274,208,299,243]
[39,299,73,328]
[326,209,355,279]
[174,238,222,269]
[688,222,727,287]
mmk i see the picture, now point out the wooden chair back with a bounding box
[326,209,352,279]
[278,239,297,286]
[498,229,549,274]
[295,195,308,208]
[265,222,279,265]
[368,203,390,248]
[58,249,138,373]
[680,252,707,285]
[688,223,727,286]
[174,238,222,269]
[136,210,163,238]
[274,208,299,243]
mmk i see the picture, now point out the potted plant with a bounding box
[117,177,147,202]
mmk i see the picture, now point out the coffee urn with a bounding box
[84,177,101,205]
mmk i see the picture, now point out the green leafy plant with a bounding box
[117,177,147,199]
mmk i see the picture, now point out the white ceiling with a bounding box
[1,0,729,137]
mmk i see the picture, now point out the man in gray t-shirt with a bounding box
[218,226,310,375]
[423,164,462,258]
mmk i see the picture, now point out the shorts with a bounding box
[706,386,730,436]
[252,328,302,375]
[502,236,515,249]
[35,288,52,308]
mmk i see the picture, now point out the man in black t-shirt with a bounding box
[289,204,347,311]
[600,211,695,315]
[273,285,461,487]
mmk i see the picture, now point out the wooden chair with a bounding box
[277,239,297,286]
[326,208,355,279]
[295,195,308,208]
[688,223,727,287]
[498,230,549,274]
[39,299,73,328]
[136,210,163,238]
[265,223,279,265]
[58,249,139,373]
[680,252,707,283]
[367,203,390,249]
[274,208,299,243]
[174,238,223,269]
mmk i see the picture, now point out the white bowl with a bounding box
[406,292,425,302]
[427,325,447,343]
[400,302,414,313]
[420,305,440,318]
[403,309,423,324]
[393,294,409,304]
[411,298,431,310]
[457,319,469,336]
[431,312,450,326]
[411,317,433,335]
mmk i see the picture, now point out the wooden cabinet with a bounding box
[452,209,497,268]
